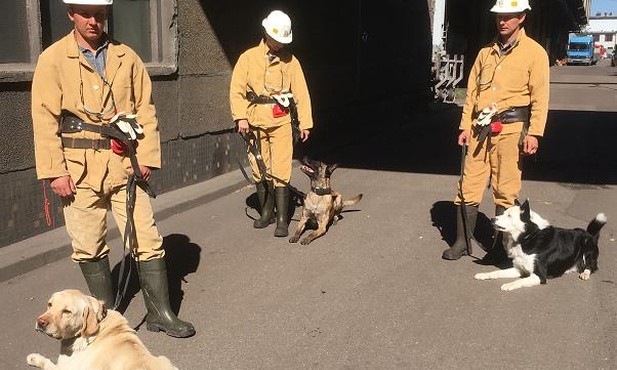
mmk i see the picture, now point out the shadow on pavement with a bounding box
[110,234,201,317]
[429,200,494,255]
[163,234,201,314]
[297,103,617,185]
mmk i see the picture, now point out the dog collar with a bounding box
[312,187,331,195]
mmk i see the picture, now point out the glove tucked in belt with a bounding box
[59,112,142,154]
[475,106,530,144]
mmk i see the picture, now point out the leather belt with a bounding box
[59,113,125,142]
[246,91,277,104]
[60,114,107,134]
[245,91,301,144]
[491,106,530,124]
[61,137,111,150]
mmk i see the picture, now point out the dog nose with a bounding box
[36,317,48,330]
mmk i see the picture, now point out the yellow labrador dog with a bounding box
[27,289,178,370]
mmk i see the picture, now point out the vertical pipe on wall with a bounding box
[432,0,447,54]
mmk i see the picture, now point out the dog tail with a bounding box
[343,194,363,207]
[587,213,607,237]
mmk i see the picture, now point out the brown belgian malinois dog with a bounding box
[289,158,363,245]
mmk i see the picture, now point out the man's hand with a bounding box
[458,130,470,146]
[237,119,250,135]
[129,165,152,181]
[49,176,76,197]
[522,135,539,155]
[300,129,310,142]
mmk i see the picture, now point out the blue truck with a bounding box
[566,35,597,66]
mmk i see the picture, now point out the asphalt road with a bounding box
[2,63,616,370]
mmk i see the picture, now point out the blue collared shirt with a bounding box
[79,38,110,78]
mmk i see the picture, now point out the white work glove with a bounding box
[110,112,143,140]
[476,104,497,127]
[272,92,293,107]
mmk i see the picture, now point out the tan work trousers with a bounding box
[63,181,164,262]
[248,123,293,187]
[455,128,522,208]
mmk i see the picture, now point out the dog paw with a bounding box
[579,269,591,280]
[500,282,520,291]
[300,238,312,245]
[474,273,491,280]
[289,236,299,243]
[27,353,46,367]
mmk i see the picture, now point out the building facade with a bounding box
[0,0,590,248]
[0,1,433,247]
[587,13,617,55]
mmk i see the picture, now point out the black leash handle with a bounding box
[458,144,473,256]
[107,125,155,309]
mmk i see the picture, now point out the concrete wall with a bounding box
[0,0,433,247]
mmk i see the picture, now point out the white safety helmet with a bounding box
[490,0,531,13]
[262,10,293,44]
[63,0,113,5]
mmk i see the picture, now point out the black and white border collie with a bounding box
[474,199,607,291]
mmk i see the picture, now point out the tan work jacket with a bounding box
[460,28,549,137]
[229,40,313,130]
[32,31,161,192]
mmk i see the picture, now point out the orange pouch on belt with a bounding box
[272,104,288,118]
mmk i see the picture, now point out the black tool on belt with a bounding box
[475,106,531,146]
[245,91,302,144]
[60,112,155,309]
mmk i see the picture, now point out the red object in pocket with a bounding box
[491,121,503,134]
[111,139,138,155]
[272,104,288,118]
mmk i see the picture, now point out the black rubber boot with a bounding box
[79,256,115,308]
[274,186,289,237]
[482,205,509,264]
[138,259,196,338]
[253,181,275,228]
[442,205,478,260]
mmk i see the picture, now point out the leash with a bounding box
[458,143,473,256]
[103,126,156,310]
[237,131,306,200]
[42,182,54,227]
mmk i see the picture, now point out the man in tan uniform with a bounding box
[442,0,549,260]
[31,0,194,337]
[230,10,314,237]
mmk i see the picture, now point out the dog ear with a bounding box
[80,297,102,337]
[520,199,531,222]
[326,164,338,175]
